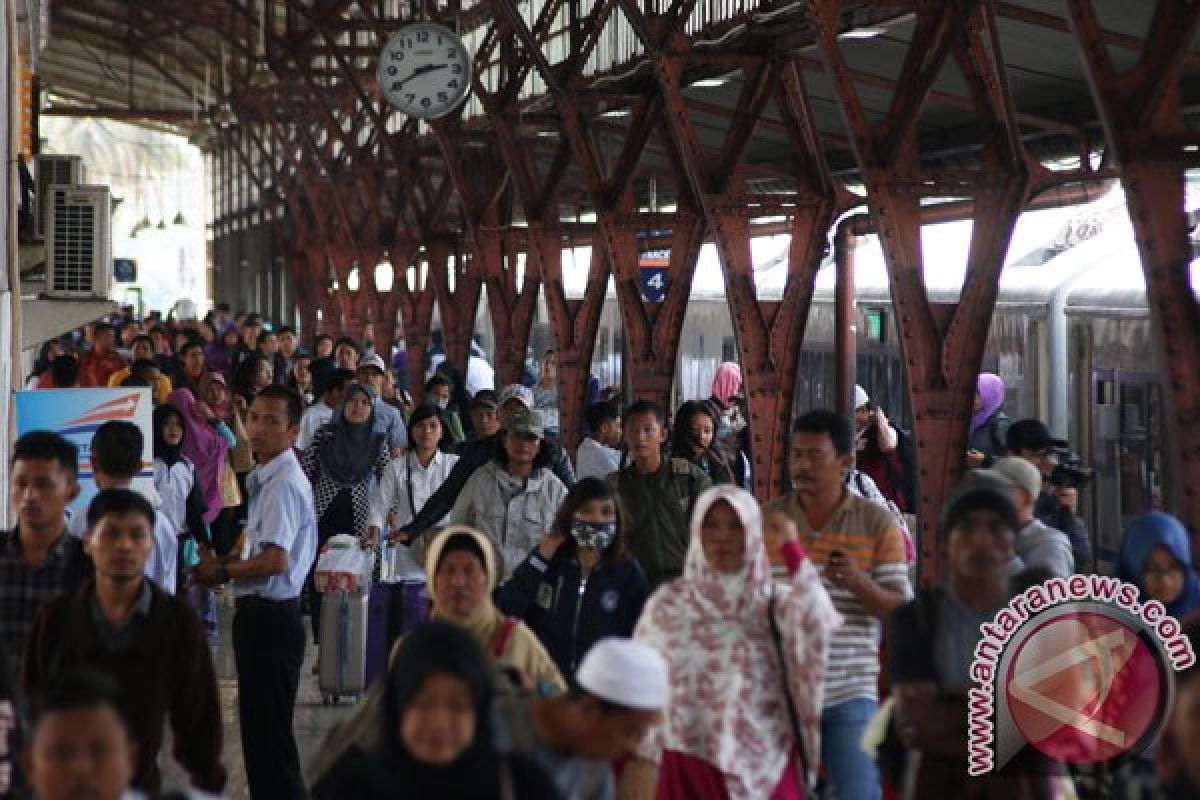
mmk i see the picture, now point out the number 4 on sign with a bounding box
[640,267,668,303]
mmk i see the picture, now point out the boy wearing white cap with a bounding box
[492,637,668,800]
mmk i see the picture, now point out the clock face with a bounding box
[378,23,472,120]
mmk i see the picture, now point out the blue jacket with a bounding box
[495,547,649,677]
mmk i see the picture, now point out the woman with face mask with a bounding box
[495,478,649,677]
[311,620,563,799]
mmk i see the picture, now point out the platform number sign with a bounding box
[639,249,670,303]
[378,23,472,120]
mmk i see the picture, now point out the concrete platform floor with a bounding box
[160,589,356,798]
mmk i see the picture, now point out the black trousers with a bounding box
[233,596,306,800]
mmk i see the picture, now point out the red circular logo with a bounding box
[1005,611,1165,764]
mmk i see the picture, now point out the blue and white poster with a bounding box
[14,388,154,519]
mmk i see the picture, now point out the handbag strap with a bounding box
[768,590,811,786]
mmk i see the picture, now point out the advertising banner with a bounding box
[14,388,154,519]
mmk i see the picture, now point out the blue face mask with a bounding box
[570,518,617,551]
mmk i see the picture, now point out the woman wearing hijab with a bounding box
[1111,514,1200,800]
[152,404,209,548]
[709,363,750,486]
[630,485,840,800]
[303,382,392,543]
[671,401,737,486]
[311,621,562,799]
[967,373,1010,468]
[423,527,565,693]
[205,323,239,376]
[165,389,233,538]
[1117,511,1200,619]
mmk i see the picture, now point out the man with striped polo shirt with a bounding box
[766,410,911,800]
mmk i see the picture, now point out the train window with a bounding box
[864,308,887,342]
[722,337,737,363]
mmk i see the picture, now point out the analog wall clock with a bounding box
[378,22,472,119]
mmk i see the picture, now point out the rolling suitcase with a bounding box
[318,588,369,705]
[365,544,430,685]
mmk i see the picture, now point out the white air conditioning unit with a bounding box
[45,185,112,299]
[34,154,83,240]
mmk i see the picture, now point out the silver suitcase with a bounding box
[318,589,368,704]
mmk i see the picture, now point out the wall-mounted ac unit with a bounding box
[34,154,83,240]
[46,185,112,299]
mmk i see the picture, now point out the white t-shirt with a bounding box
[371,450,460,580]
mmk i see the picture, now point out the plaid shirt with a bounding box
[0,527,91,670]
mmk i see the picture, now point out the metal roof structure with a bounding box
[26,0,1200,574]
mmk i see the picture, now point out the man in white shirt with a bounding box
[576,401,623,480]
[192,385,317,800]
[296,367,353,451]
[76,422,178,593]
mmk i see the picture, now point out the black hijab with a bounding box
[381,621,503,800]
[153,403,186,466]
[318,383,386,486]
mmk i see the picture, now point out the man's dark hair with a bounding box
[30,668,132,735]
[792,410,854,456]
[276,325,295,336]
[149,325,166,337]
[180,339,205,358]
[256,384,303,426]
[623,399,666,427]
[120,376,150,389]
[130,359,159,381]
[426,374,451,391]
[131,334,154,350]
[12,431,79,477]
[87,487,155,529]
[93,322,115,338]
[91,421,143,479]
[325,367,355,398]
[50,355,80,388]
[216,302,231,313]
[334,336,361,356]
[585,401,619,434]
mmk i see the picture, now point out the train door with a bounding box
[1090,369,1168,568]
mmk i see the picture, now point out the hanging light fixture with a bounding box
[173,211,187,226]
[248,0,274,89]
[215,43,237,127]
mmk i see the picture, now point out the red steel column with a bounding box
[834,223,857,421]
[814,0,1031,581]
[1067,0,1200,537]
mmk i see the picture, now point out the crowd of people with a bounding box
[3,304,1200,800]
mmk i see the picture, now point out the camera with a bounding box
[1048,449,1093,490]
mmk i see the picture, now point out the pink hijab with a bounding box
[635,486,840,798]
[711,363,742,410]
[167,388,229,524]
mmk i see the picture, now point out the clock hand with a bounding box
[393,63,449,91]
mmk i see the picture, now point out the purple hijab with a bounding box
[970,373,1006,435]
[167,388,229,525]
[205,324,239,375]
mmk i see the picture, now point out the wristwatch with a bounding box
[215,564,231,585]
